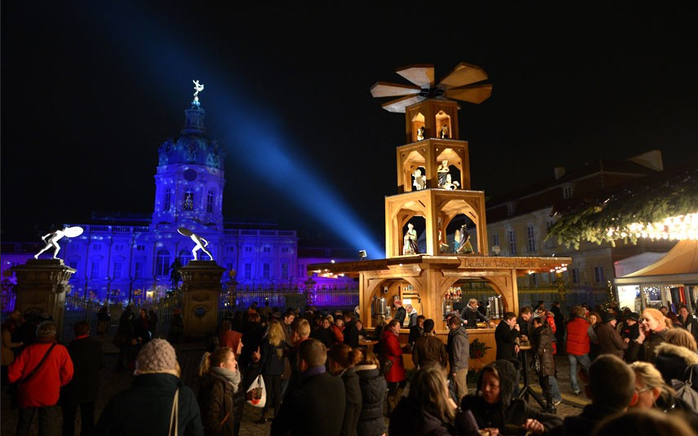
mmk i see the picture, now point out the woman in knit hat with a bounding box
[96,338,204,435]
[198,347,241,436]
[461,359,562,435]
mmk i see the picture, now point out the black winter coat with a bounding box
[495,321,518,361]
[390,396,480,436]
[60,335,105,405]
[198,373,236,436]
[338,367,362,436]
[532,325,555,377]
[356,365,386,436]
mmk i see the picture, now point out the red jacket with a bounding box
[381,330,406,383]
[566,316,591,356]
[8,341,74,408]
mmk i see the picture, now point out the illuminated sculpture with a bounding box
[437,160,450,188]
[417,126,425,141]
[34,226,84,259]
[192,79,204,105]
[440,124,450,139]
[178,227,214,261]
[442,174,460,190]
[403,223,419,255]
[412,168,426,191]
[454,224,474,254]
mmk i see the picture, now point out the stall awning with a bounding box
[614,239,698,285]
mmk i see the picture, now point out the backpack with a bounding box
[671,364,698,415]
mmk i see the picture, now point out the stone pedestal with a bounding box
[180,260,225,338]
[11,259,76,333]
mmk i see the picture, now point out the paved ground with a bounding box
[1,341,588,435]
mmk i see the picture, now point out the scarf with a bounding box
[211,366,241,393]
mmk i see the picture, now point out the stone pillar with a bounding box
[11,259,76,336]
[180,260,225,338]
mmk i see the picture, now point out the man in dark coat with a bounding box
[393,300,406,328]
[447,316,469,402]
[495,312,520,360]
[342,311,360,349]
[549,355,636,436]
[61,321,106,436]
[271,338,345,436]
[412,319,448,369]
[596,311,628,359]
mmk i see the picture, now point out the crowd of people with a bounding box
[1,300,698,435]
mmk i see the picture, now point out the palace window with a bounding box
[526,225,536,253]
[183,191,194,210]
[164,188,172,211]
[156,249,171,276]
[507,229,517,255]
[281,262,289,280]
[113,262,123,280]
[594,266,604,284]
[263,263,271,279]
[206,189,215,213]
[244,263,252,279]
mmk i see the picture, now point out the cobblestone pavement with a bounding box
[1,340,588,435]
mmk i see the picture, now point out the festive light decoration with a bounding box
[607,213,698,241]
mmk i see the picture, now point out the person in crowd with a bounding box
[660,306,681,327]
[218,320,243,354]
[168,307,185,344]
[625,307,672,363]
[369,314,387,356]
[1,311,23,388]
[355,348,387,436]
[148,308,158,338]
[355,319,368,342]
[550,302,565,352]
[461,298,493,329]
[309,315,335,348]
[408,315,426,348]
[332,317,346,344]
[461,359,561,435]
[281,309,296,341]
[565,305,591,396]
[517,306,534,341]
[586,311,601,361]
[405,304,419,328]
[61,321,106,436]
[197,347,241,436]
[654,327,698,387]
[256,319,285,424]
[134,308,151,344]
[413,318,448,370]
[596,311,627,359]
[271,338,346,436]
[391,363,480,436]
[620,312,641,361]
[96,305,111,340]
[284,318,311,395]
[328,343,363,436]
[382,319,407,416]
[676,305,698,344]
[343,311,361,349]
[96,338,203,435]
[495,311,520,360]
[629,360,698,425]
[531,315,560,413]
[240,312,263,378]
[9,320,74,436]
[548,355,635,436]
[447,315,470,403]
[592,407,698,436]
[394,299,407,327]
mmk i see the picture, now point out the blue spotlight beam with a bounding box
[79,3,383,258]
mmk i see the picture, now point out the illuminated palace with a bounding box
[2,89,354,305]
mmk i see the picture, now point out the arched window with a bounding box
[183,191,194,210]
[164,188,172,211]
[156,249,171,276]
[206,189,215,213]
[178,249,192,266]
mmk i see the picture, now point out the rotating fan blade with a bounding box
[443,83,493,104]
[381,94,426,113]
[395,64,435,88]
[438,62,488,89]
[370,81,421,98]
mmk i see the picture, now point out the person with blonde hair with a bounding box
[626,308,672,363]
[328,343,363,436]
[391,363,480,435]
[592,408,698,436]
[198,347,241,435]
[629,361,698,425]
[355,348,386,436]
[256,319,286,423]
[655,327,698,387]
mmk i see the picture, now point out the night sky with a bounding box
[3,2,698,250]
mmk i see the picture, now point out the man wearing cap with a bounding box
[596,311,628,360]
[96,338,204,434]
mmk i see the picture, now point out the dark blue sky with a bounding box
[3,2,698,247]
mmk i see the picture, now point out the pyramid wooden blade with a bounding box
[381,94,426,113]
[395,64,434,88]
[443,83,493,104]
[438,62,488,89]
[370,81,422,98]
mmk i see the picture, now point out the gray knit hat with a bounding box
[136,339,177,374]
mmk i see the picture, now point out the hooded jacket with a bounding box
[447,324,470,373]
[654,342,698,385]
[356,364,386,436]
